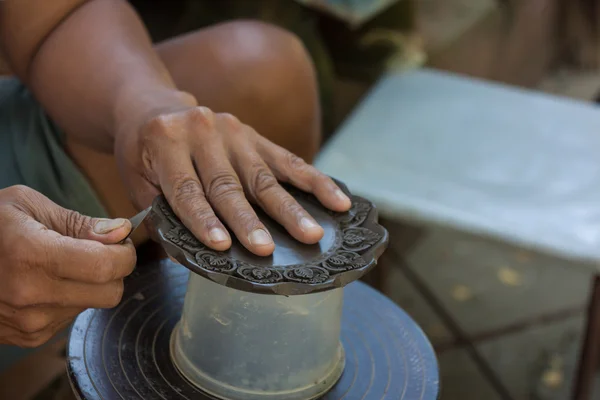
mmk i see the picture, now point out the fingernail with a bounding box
[94,218,127,234]
[335,189,351,204]
[209,228,229,243]
[300,217,320,232]
[248,229,273,246]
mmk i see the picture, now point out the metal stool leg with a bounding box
[572,275,600,400]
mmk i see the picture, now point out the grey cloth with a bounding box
[0,77,108,218]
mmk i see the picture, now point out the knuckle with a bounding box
[108,249,137,281]
[189,106,216,128]
[141,114,185,145]
[9,284,35,309]
[189,208,217,227]
[32,334,52,348]
[251,165,278,199]
[104,281,125,308]
[205,173,243,203]
[144,114,172,133]
[22,331,51,348]
[88,246,123,283]
[63,210,86,238]
[123,246,137,274]
[231,206,260,230]
[91,261,118,284]
[16,312,49,334]
[172,175,204,204]
[277,196,302,218]
[315,171,333,187]
[285,152,308,172]
[15,335,44,348]
[199,216,223,232]
[6,185,33,200]
[4,185,41,210]
[218,112,241,129]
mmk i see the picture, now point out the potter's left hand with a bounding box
[115,99,351,256]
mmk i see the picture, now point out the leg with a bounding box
[572,275,600,400]
[65,21,321,243]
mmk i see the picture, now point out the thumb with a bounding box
[9,186,132,244]
[53,210,132,244]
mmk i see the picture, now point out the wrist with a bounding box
[112,86,198,143]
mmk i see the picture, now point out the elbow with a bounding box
[0,0,88,82]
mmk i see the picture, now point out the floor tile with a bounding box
[403,228,592,336]
[438,348,502,400]
[478,315,600,400]
[383,256,455,347]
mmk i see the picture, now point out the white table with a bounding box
[315,68,600,399]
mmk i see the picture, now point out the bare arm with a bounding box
[0,0,194,152]
[0,0,351,256]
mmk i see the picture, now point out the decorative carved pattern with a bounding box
[337,202,371,228]
[237,265,283,284]
[158,201,183,228]
[322,251,367,272]
[165,227,205,253]
[283,266,330,284]
[342,227,382,252]
[153,181,386,293]
[195,252,236,273]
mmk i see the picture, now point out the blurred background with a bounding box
[2,0,600,399]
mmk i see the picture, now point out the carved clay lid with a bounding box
[150,180,388,295]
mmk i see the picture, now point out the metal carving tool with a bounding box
[121,206,152,243]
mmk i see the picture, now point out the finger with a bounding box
[0,324,47,347]
[116,149,162,212]
[45,279,126,309]
[0,317,75,348]
[233,150,324,244]
[258,139,352,212]
[0,304,81,334]
[9,185,133,244]
[193,143,275,256]
[40,233,136,284]
[154,146,232,251]
[115,164,161,246]
[50,211,132,244]
[1,268,126,309]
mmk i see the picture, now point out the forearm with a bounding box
[0,0,196,152]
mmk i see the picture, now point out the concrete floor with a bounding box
[380,218,600,400]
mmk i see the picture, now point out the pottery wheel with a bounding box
[67,259,440,400]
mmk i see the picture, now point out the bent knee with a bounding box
[214,20,312,73]
[208,20,318,106]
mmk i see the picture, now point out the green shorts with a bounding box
[0,78,108,218]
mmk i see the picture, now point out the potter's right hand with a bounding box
[0,185,136,348]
